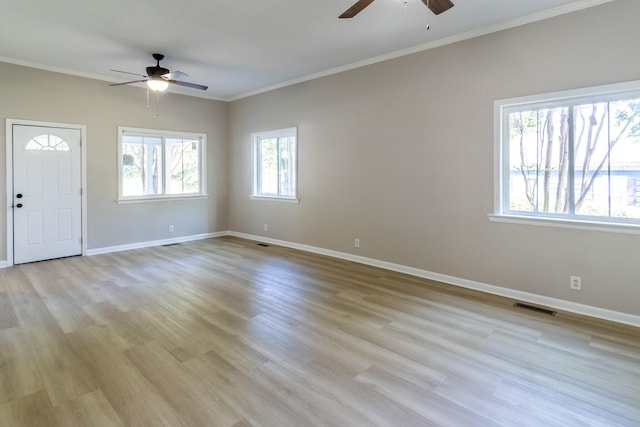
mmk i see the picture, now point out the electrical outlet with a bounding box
[354,238,360,248]
[570,275,581,291]
[264,224,269,231]
[169,224,174,233]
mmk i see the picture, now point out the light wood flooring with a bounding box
[0,236,639,426]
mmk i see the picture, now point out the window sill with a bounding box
[249,195,300,203]
[488,213,640,235]
[117,194,209,204]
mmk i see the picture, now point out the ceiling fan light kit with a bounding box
[147,78,169,92]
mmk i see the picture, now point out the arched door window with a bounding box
[25,134,70,151]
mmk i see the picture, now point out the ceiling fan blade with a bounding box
[169,80,208,91]
[163,71,188,80]
[111,69,148,78]
[339,0,375,18]
[421,0,454,15]
[109,79,149,87]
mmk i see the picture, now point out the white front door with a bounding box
[12,125,82,264]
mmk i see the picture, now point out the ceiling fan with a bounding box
[110,53,208,92]
[340,0,453,18]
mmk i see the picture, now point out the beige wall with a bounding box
[0,62,228,255]
[228,0,640,316]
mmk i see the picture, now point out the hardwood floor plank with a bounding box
[184,350,333,427]
[0,292,20,331]
[302,358,441,426]
[65,326,151,401]
[493,377,640,426]
[33,342,98,407]
[256,360,377,427]
[0,389,53,427]
[82,301,151,349]
[0,351,44,405]
[105,390,187,427]
[8,290,69,351]
[50,389,124,427]
[0,327,33,364]
[432,377,553,427]
[356,365,500,427]
[125,340,242,426]
[298,318,448,389]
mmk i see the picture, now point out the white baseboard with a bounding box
[1,232,224,267]
[86,232,226,256]
[228,231,640,328]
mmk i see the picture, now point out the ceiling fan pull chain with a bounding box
[403,0,408,31]
[426,0,431,30]
[146,87,150,109]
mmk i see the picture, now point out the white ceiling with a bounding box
[0,0,611,101]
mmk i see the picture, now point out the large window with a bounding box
[494,81,640,229]
[118,127,206,201]
[252,127,298,201]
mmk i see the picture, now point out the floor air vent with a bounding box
[514,302,557,316]
[162,243,180,247]
[257,243,269,247]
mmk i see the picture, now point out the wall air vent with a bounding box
[514,302,557,316]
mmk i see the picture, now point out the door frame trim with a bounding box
[5,119,87,266]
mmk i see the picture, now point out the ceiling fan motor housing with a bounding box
[146,66,170,78]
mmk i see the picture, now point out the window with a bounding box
[26,134,70,151]
[494,81,640,230]
[252,127,298,200]
[118,127,206,201]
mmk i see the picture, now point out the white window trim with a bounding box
[492,79,640,234]
[118,126,207,202]
[249,195,300,203]
[251,126,299,202]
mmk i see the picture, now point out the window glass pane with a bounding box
[278,136,296,197]
[508,110,538,212]
[26,134,70,151]
[122,137,144,197]
[608,99,640,219]
[166,138,200,195]
[259,138,278,195]
[573,102,610,217]
[507,107,569,214]
[122,136,162,197]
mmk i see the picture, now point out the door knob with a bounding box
[16,193,23,198]
[16,203,23,208]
